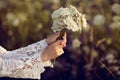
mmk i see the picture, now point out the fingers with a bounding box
[61,41,66,47]
[58,49,64,55]
[53,40,64,48]
[52,32,67,48]
[61,32,67,47]
[60,49,64,54]
[54,32,60,39]
[61,32,66,41]
[55,48,64,56]
[52,40,65,48]
[46,32,60,45]
[63,32,66,38]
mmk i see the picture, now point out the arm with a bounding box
[1,39,48,60]
[0,39,51,79]
[0,32,66,79]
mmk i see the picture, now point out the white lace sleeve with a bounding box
[0,40,52,79]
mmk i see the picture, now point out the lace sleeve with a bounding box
[0,39,52,79]
[2,39,48,61]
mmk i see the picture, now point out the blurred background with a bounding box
[0,0,120,80]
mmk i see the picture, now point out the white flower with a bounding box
[6,13,15,22]
[82,46,90,54]
[12,18,20,27]
[93,14,105,26]
[110,16,120,29]
[106,54,115,60]
[51,0,60,4]
[6,13,27,26]
[51,5,88,32]
[18,13,27,22]
[112,3,120,15]
[72,38,81,49]
[112,15,120,22]
[43,0,60,4]
[51,7,70,18]
[36,23,43,31]
[106,53,115,63]
[109,22,120,29]
[81,14,88,30]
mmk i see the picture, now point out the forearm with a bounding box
[1,39,48,60]
[41,51,50,62]
[0,39,52,79]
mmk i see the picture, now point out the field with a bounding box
[0,0,120,80]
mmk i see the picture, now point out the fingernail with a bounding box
[63,44,66,47]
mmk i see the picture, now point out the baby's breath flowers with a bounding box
[50,5,88,64]
[51,5,88,33]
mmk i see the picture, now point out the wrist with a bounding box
[45,39,50,45]
[41,51,49,62]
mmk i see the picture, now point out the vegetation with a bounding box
[0,0,119,80]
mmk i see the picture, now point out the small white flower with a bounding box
[93,14,105,26]
[82,46,90,54]
[51,7,70,18]
[18,13,27,22]
[106,54,115,60]
[12,18,20,27]
[43,0,60,4]
[51,0,60,4]
[72,38,81,49]
[51,5,88,32]
[109,22,120,29]
[112,3,120,15]
[106,53,115,64]
[6,13,15,22]
[112,15,120,22]
[37,23,43,31]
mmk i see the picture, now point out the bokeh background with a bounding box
[0,0,120,80]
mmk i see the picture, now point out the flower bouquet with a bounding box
[51,5,88,40]
[51,5,88,63]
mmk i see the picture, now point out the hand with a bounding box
[41,33,67,62]
[46,32,60,45]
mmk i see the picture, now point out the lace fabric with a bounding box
[0,39,52,79]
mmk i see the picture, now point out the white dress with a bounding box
[0,39,52,79]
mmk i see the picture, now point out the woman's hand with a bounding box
[41,33,67,62]
[46,32,60,45]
